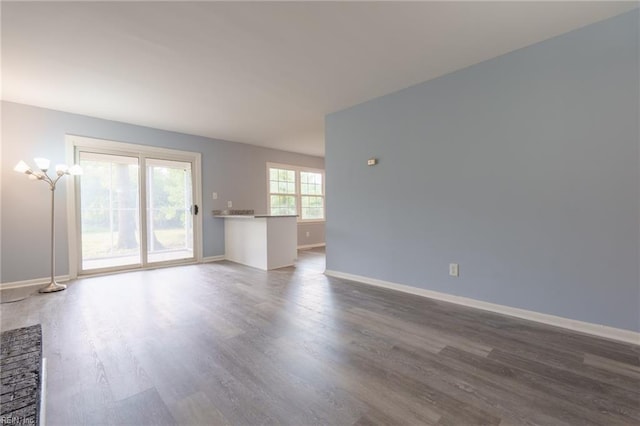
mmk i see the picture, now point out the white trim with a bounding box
[140,154,149,266]
[1,275,71,290]
[40,357,47,426]
[201,255,226,263]
[324,270,640,345]
[192,154,204,262]
[65,140,79,279]
[297,243,326,250]
[267,162,325,175]
[67,134,202,160]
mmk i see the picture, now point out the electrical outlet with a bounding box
[306,231,310,237]
[227,201,232,208]
[212,192,218,200]
[449,263,459,277]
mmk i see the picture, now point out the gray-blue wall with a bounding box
[326,10,639,332]
[1,101,324,283]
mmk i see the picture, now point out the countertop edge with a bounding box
[213,214,298,219]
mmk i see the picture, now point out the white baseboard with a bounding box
[298,243,326,250]
[201,255,226,263]
[0,275,71,290]
[40,357,47,426]
[324,269,640,345]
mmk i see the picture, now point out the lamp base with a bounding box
[39,281,67,293]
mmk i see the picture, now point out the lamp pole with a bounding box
[14,158,82,293]
[42,172,64,292]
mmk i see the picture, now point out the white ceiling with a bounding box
[2,1,636,157]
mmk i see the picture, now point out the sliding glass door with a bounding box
[77,150,197,273]
[146,159,193,264]
[79,152,141,270]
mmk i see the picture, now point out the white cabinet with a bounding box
[220,215,297,270]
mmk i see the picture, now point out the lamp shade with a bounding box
[68,164,83,175]
[55,164,69,173]
[14,160,31,173]
[34,158,50,171]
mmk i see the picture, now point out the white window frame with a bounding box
[266,162,325,223]
[65,134,203,279]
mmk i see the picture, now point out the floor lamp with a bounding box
[14,158,82,293]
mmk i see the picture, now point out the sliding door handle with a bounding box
[191,205,199,215]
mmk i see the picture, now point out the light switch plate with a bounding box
[449,263,459,277]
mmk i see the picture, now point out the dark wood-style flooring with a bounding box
[1,248,639,425]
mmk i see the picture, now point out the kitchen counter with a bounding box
[213,214,298,219]
[213,213,297,270]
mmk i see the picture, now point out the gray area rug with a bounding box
[1,324,42,425]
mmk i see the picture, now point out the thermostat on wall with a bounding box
[367,158,378,166]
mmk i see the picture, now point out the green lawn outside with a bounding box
[82,228,189,258]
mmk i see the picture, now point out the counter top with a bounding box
[212,209,255,216]
[212,212,297,219]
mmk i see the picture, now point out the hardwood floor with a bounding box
[1,248,639,425]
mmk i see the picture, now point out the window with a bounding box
[300,171,324,220]
[269,167,296,216]
[267,163,325,221]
